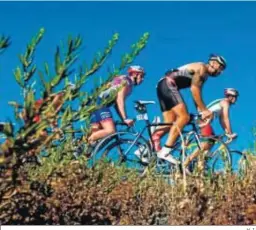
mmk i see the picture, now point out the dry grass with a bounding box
[1,154,256,225]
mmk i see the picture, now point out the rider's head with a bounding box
[207,54,227,77]
[128,65,145,85]
[224,88,239,104]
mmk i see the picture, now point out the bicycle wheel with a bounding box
[146,134,186,176]
[181,141,201,175]
[230,150,248,177]
[89,132,152,171]
[202,136,231,176]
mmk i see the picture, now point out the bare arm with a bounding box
[115,85,129,121]
[190,72,207,112]
[220,100,232,134]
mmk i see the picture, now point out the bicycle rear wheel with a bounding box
[230,150,248,177]
[89,132,152,172]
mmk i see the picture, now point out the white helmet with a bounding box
[224,88,239,97]
[128,65,145,74]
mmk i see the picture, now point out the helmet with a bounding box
[224,88,239,97]
[209,54,227,69]
[128,65,145,75]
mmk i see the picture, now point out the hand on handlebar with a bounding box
[196,110,211,128]
[197,110,213,128]
[201,109,213,120]
[225,132,238,140]
[123,119,134,127]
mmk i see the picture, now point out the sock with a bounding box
[152,134,162,151]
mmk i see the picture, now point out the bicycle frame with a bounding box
[114,102,232,161]
[121,122,175,156]
[119,110,197,157]
[119,103,203,157]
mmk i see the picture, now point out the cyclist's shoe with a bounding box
[134,146,149,164]
[157,151,180,165]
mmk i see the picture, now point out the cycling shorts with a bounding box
[201,123,215,137]
[156,77,184,112]
[90,107,113,124]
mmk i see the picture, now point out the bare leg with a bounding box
[184,141,213,168]
[165,103,190,147]
[157,103,190,164]
[152,110,176,151]
[197,142,213,173]
[88,119,116,143]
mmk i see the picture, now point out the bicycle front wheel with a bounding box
[202,136,231,176]
[230,150,248,177]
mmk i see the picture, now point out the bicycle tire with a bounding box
[146,131,186,177]
[204,136,231,176]
[99,138,151,171]
[229,150,248,177]
[89,131,152,169]
[181,135,231,177]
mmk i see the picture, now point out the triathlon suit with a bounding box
[156,64,208,112]
[201,98,224,137]
[90,75,133,125]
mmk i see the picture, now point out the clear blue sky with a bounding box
[0,2,255,151]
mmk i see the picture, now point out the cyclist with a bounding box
[88,66,145,144]
[151,54,227,164]
[183,88,239,172]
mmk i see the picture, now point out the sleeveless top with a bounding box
[206,98,224,120]
[162,64,208,90]
[97,75,133,106]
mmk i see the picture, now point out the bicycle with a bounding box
[88,100,185,174]
[216,147,248,178]
[88,100,247,178]
[175,115,248,177]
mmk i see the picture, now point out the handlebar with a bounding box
[189,113,211,128]
[190,114,237,144]
[224,133,238,144]
[225,137,233,144]
[115,119,137,132]
[216,133,237,145]
[198,118,211,128]
[115,121,129,126]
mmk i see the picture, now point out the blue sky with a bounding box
[0,2,255,151]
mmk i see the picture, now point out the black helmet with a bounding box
[209,54,227,69]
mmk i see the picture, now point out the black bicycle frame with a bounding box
[120,103,204,156]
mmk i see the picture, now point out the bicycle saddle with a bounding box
[134,100,156,105]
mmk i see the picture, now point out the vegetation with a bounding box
[0,28,256,225]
